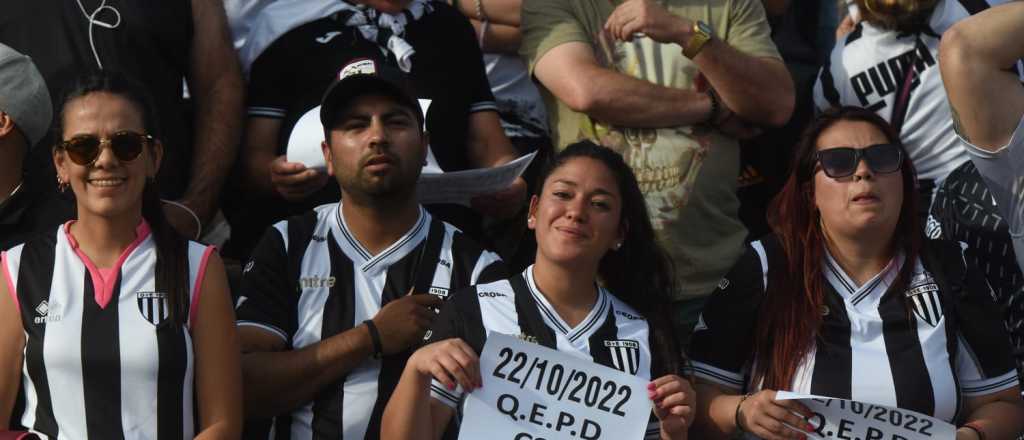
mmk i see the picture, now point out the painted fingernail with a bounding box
[448,383,455,390]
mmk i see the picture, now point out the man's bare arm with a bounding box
[534,42,713,128]
[471,20,523,54]
[453,0,523,26]
[184,0,245,224]
[692,41,794,126]
[939,1,1024,151]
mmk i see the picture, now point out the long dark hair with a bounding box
[56,71,190,326]
[536,141,683,376]
[756,106,922,390]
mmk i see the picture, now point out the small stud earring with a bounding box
[614,242,623,250]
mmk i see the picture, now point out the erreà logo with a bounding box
[34,300,62,324]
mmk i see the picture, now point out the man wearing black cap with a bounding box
[235,58,507,440]
[0,43,52,250]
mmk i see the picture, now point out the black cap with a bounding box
[319,58,423,129]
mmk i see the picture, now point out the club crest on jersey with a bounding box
[604,340,640,375]
[905,272,942,327]
[137,291,170,326]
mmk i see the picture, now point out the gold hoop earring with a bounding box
[57,176,69,193]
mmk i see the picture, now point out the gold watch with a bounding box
[683,20,713,59]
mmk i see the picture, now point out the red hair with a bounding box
[755,106,922,390]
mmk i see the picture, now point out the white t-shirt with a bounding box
[484,53,550,139]
[813,0,1009,182]
[959,114,1024,274]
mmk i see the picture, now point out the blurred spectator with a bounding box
[225,0,527,259]
[446,0,553,270]
[938,0,1024,389]
[0,0,244,242]
[737,0,835,240]
[520,0,794,339]
[0,44,51,251]
[813,0,1010,217]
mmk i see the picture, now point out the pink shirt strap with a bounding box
[1,251,18,313]
[189,245,216,329]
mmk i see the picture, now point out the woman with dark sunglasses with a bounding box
[0,72,242,439]
[689,107,1024,440]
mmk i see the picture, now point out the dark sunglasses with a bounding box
[59,131,153,166]
[814,143,903,178]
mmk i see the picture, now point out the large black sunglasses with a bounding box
[58,131,153,166]
[814,143,903,178]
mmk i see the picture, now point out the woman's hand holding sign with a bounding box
[649,375,696,440]
[410,338,482,392]
[737,390,815,440]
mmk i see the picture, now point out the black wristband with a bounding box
[705,89,721,125]
[363,319,383,359]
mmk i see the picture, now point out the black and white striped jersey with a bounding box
[1,222,215,440]
[690,236,1018,422]
[235,202,506,440]
[425,267,664,439]
[813,0,1008,182]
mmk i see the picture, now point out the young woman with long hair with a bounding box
[690,106,1023,440]
[0,72,241,439]
[381,141,693,439]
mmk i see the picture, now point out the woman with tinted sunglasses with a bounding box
[0,72,242,439]
[689,107,1024,440]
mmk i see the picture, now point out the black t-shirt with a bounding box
[0,0,195,228]
[230,3,497,255]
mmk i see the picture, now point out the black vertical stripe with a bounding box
[450,231,484,288]
[587,307,619,371]
[844,23,864,45]
[810,286,854,399]
[156,267,188,440]
[819,60,842,108]
[274,414,293,440]
[366,242,422,440]
[879,289,934,416]
[509,275,557,349]
[81,271,126,440]
[413,219,446,294]
[17,237,59,437]
[311,236,355,439]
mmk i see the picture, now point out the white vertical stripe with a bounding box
[47,233,88,440]
[118,240,159,440]
[847,299,898,407]
[273,221,289,252]
[20,342,39,433]
[428,228,455,294]
[916,292,957,421]
[4,244,23,289]
[290,239,331,437]
[341,271,386,439]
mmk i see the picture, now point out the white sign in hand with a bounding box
[459,333,651,440]
[775,392,955,440]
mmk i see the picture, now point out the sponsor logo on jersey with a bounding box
[137,291,170,326]
[243,260,255,273]
[311,235,327,242]
[604,340,640,375]
[849,43,935,112]
[614,309,644,320]
[299,276,337,289]
[693,314,708,332]
[439,259,451,268]
[477,291,506,299]
[717,277,731,290]
[905,272,942,327]
[33,300,62,324]
[315,31,342,44]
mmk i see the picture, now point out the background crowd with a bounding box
[1,0,1023,439]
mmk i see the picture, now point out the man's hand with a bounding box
[470,176,528,220]
[372,293,444,355]
[836,14,858,40]
[270,155,329,202]
[604,0,693,44]
[163,201,202,240]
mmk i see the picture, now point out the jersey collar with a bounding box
[524,265,610,346]
[823,249,905,307]
[332,202,430,277]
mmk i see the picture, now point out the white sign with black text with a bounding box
[775,392,955,440]
[458,333,651,440]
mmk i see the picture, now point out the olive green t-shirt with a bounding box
[520,0,781,300]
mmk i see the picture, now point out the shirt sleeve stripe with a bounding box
[247,107,287,118]
[237,321,289,342]
[690,361,745,389]
[430,383,461,408]
[468,101,499,113]
[961,371,1019,396]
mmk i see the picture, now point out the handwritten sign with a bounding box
[459,333,651,440]
[775,392,955,440]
